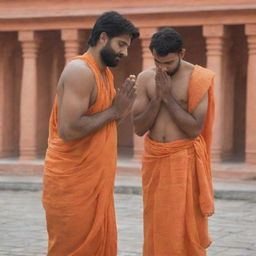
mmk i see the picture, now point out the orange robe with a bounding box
[142,65,215,256]
[42,53,117,256]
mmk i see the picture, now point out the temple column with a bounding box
[61,29,80,65]
[0,38,12,157]
[245,24,256,164]
[221,28,234,160]
[18,31,39,160]
[203,25,226,162]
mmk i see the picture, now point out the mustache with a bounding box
[116,53,124,58]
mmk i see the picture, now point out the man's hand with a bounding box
[155,71,162,102]
[112,75,136,119]
[155,68,172,103]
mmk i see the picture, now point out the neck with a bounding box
[87,47,107,72]
[170,60,184,78]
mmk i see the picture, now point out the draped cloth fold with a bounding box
[142,65,215,256]
[42,53,117,256]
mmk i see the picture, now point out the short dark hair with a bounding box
[88,11,139,46]
[149,27,183,56]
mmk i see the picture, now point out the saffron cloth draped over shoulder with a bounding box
[42,53,117,256]
[142,65,215,256]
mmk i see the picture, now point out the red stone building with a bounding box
[0,0,256,171]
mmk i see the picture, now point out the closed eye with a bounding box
[119,41,129,48]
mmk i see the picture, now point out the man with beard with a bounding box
[42,11,139,256]
[133,27,215,256]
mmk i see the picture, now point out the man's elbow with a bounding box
[58,129,69,142]
[134,127,147,137]
[58,127,75,142]
[188,127,202,139]
[133,118,148,137]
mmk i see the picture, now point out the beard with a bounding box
[166,57,181,77]
[100,41,123,67]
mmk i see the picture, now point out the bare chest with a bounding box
[147,74,191,110]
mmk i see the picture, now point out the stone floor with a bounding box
[0,191,255,256]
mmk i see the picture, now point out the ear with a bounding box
[99,32,109,45]
[180,48,186,59]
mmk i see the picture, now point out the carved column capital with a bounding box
[61,29,80,63]
[245,24,256,55]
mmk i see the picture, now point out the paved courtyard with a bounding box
[0,191,255,256]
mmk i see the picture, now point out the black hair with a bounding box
[88,11,139,46]
[149,27,183,56]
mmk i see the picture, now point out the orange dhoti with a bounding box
[42,53,117,256]
[142,135,214,256]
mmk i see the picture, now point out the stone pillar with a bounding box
[140,27,158,70]
[0,39,8,157]
[78,30,90,54]
[0,38,16,157]
[203,25,225,162]
[18,31,39,160]
[133,27,157,161]
[61,29,80,65]
[221,29,235,161]
[245,24,256,164]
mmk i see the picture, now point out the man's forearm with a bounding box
[163,95,201,138]
[134,99,161,136]
[59,107,119,141]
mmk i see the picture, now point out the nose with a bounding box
[158,64,167,72]
[121,47,128,57]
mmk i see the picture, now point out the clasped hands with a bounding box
[155,68,173,103]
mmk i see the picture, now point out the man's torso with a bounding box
[146,61,195,142]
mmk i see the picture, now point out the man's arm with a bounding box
[58,61,135,141]
[132,72,161,136]
[163,92,208,138]
[157,70,208,138]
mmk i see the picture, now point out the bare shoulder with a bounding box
[62,59,94,82]
[190,62,215,78]
[182,61,195,74]
[137,67,156,86]
[57,59,95,94]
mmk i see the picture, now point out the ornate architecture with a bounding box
[0,0,256,170]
